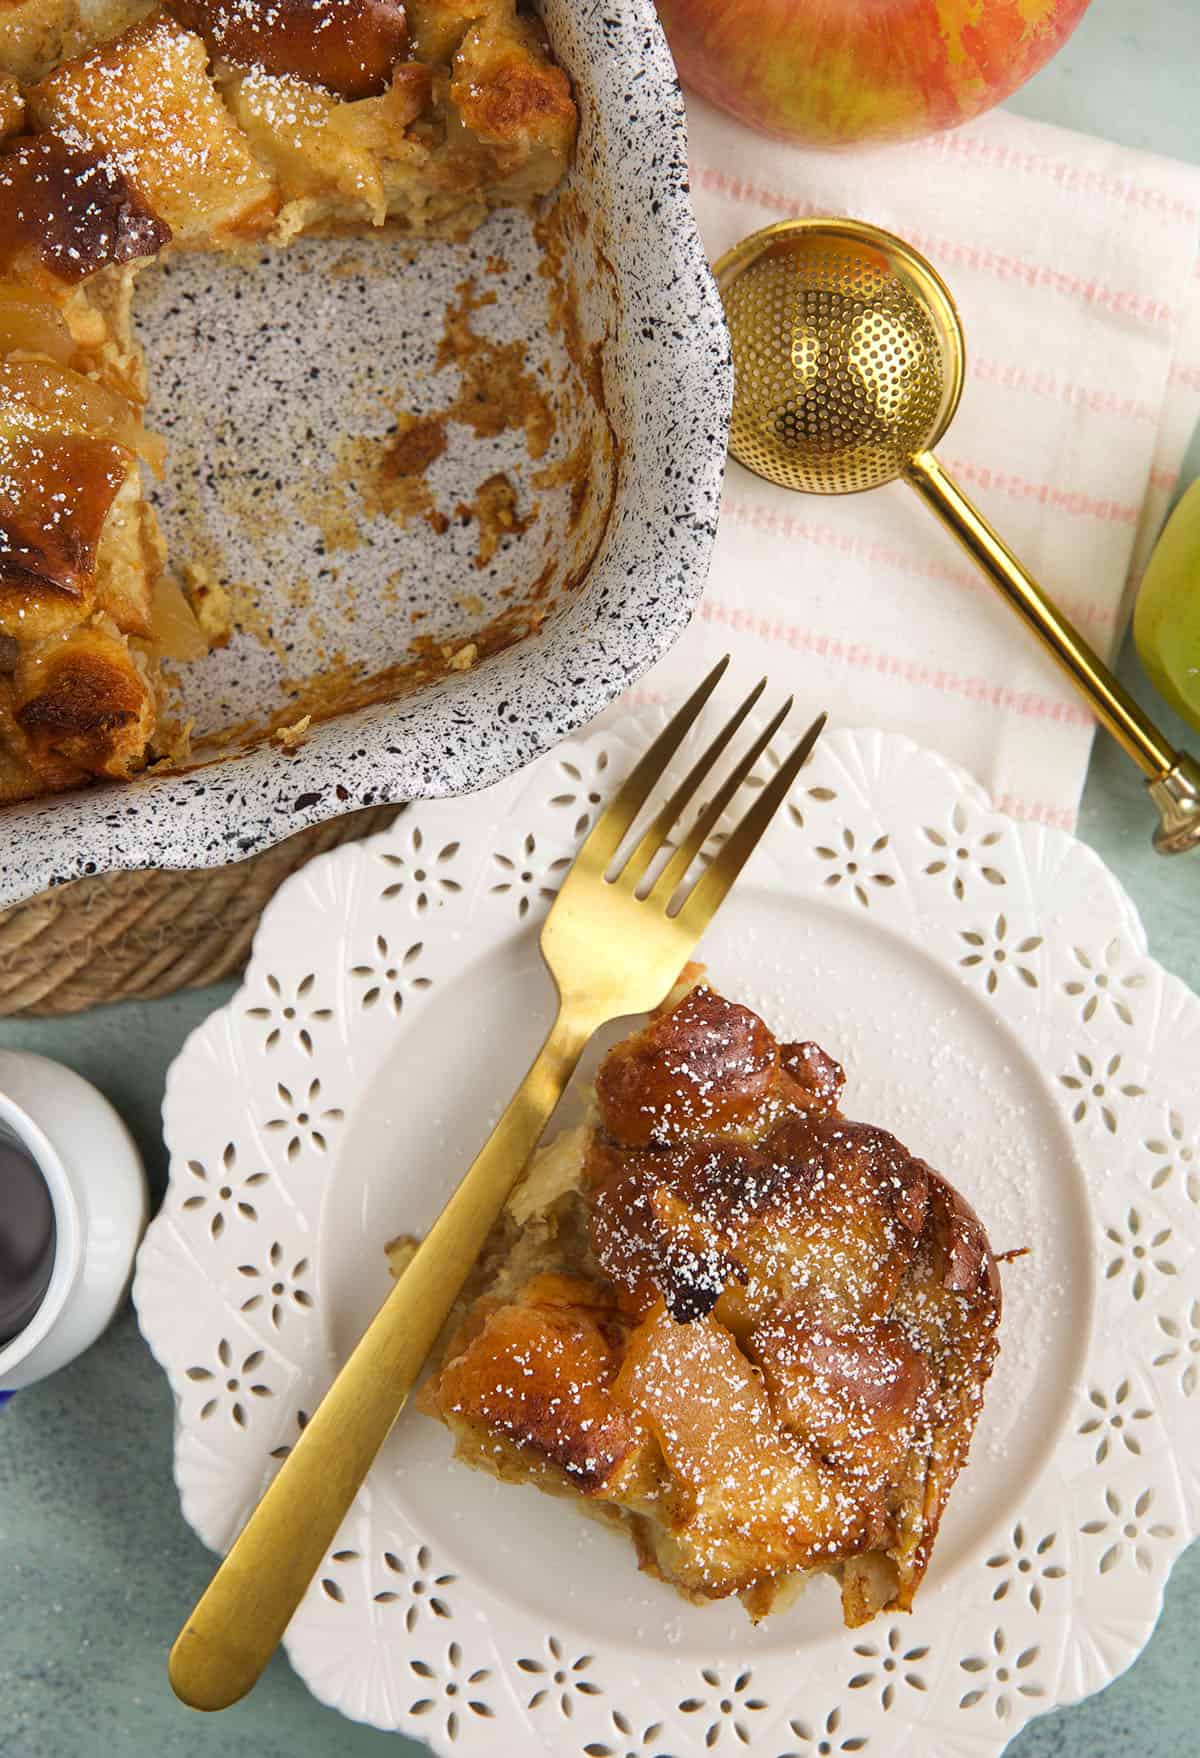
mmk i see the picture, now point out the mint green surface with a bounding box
[2,2,1199,1752]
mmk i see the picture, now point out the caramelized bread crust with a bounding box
[167,0,410,100]
[0,423,131,607]
[0,130,170,285]
[12,619,153,779]
[0,1,577,803]
[422,980,1001,1627]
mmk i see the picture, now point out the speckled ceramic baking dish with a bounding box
[0,0,730,909]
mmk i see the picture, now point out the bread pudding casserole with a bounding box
[0,1,576,802]
[415,972,1002,1626]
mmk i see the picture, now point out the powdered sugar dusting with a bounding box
[428,977,1004,1627]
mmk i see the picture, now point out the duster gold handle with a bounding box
[904,455,1200,854]
[906,451,1174,778]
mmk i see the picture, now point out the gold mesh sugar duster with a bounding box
[714,218,1200,855]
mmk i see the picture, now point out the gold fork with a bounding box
[169,657,826,1711]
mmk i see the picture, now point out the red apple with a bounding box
[654,0,1093,147]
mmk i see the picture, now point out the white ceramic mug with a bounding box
[0,1051,147,1392]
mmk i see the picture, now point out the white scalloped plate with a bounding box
[134,712,1200,1758]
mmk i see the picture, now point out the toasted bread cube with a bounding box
[0,0,156,82]
[0,0,79,82]
[12,618,153,780]
[226,67,386,227]
[0,409,133,638]
[450,9,575,187]
[0,132,170,295]
[30,15,278,244]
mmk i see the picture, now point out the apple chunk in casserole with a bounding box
[415,975,1001,1626]
[0,1,576,802]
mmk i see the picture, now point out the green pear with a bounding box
[1135,477,1200,732]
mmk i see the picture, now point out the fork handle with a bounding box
[169,1001,597,1712]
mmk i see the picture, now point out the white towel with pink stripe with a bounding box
[634,98,1200,829]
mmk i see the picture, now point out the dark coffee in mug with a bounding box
[0,1131,56,1345]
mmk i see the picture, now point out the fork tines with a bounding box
[584,657,826,917]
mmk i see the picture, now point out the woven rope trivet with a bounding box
[0,805,399,1017]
